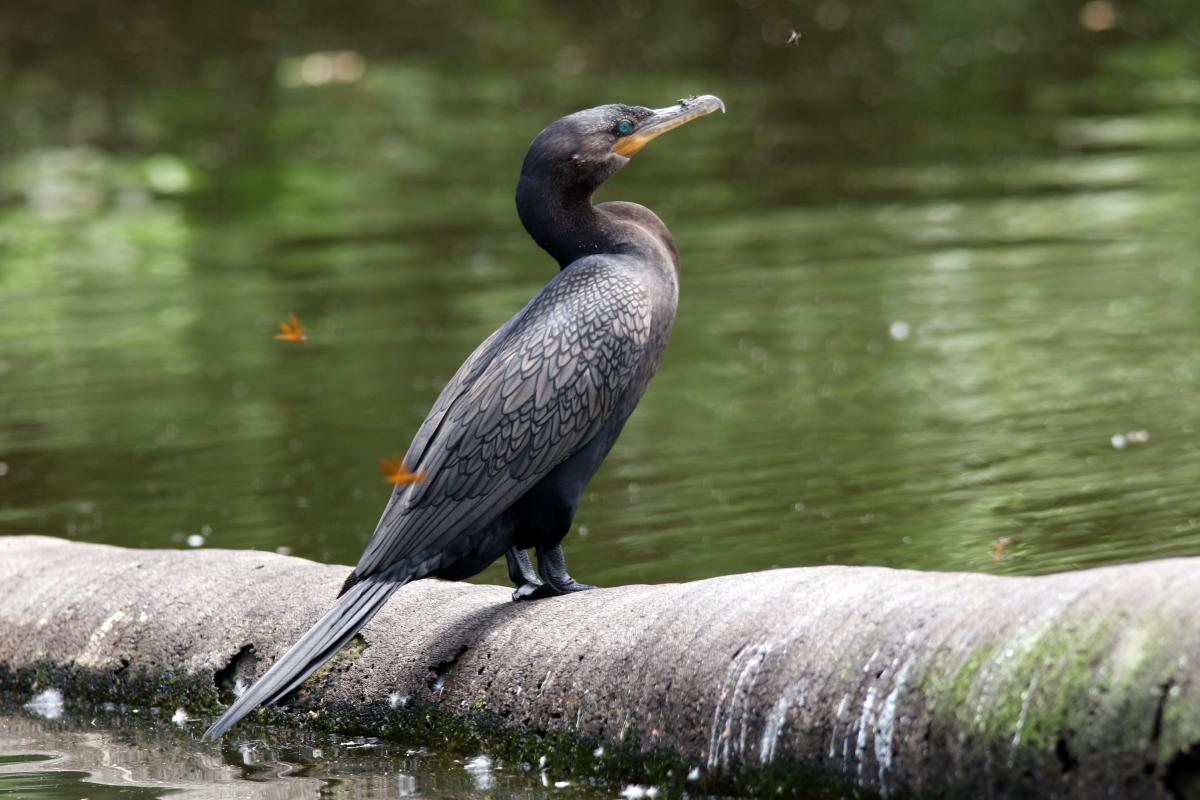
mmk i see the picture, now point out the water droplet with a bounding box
[25,689,64,720]
[465,755,494,790]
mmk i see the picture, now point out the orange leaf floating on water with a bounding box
[379,455,425,486]
[274,313,307,342]
[993,536,1013,562]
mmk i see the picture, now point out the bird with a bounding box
[203,94,725,740]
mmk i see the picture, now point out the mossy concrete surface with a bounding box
[1,535,1198,799]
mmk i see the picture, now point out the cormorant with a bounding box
[203,95,725,740]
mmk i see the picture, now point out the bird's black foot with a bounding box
[513,544,594,601]
[517,578,594,601]
[512,582,544,601]
[506,547,544,602]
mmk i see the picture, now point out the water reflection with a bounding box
[1,4,1199,589]
[0,711,600,799]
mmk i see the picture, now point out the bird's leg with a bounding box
[514,544,594,601]
[506,547,544,601]
[536,544,595,594]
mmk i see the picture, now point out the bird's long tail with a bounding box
[202,575,405,740]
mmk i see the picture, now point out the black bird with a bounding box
[203,95,724,740]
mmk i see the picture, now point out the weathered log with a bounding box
[0,535,1198,799]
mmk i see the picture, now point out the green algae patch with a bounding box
[913,607,1171,783]
[1,661,223,718]
[303,634,369,690]
[918,639,1003,730]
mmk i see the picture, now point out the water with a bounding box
[3,2,1200,796]
[0,709,605,798]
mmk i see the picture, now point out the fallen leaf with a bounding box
[379,455,426,486]
[274,313,307,342]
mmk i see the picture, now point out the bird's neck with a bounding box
[516,173,675,271]
[516,173,606,268]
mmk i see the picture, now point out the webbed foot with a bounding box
[515,579,594,601]
[506,547,544,602]
[512,581,545,601]
[512,544,594,601]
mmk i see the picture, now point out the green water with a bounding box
[3,1,1200,796]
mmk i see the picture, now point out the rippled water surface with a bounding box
[2,2,1200,796]
[0,710,606,799]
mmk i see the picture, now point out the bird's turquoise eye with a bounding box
[616,119,634,136]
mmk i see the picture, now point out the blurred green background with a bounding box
[2,0,1200,588]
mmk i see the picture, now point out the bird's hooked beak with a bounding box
[613,94,725,158]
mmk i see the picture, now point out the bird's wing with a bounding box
[355,258,653,578]
[401,322,512,471]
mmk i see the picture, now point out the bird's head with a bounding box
[520,95,725,191]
